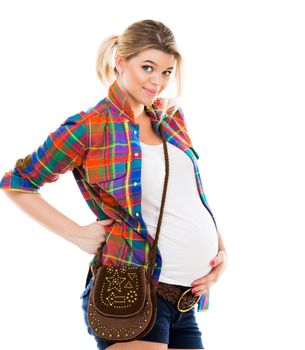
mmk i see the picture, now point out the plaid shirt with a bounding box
[0,79,219,312]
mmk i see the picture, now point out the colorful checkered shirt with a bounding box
[0,79,219,312]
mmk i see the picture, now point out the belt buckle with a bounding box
[177,288,201,313]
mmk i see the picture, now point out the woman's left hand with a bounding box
[191,250,227,296]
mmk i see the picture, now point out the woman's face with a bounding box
[115,48,175,116]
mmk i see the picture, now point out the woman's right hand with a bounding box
[68,218,115,254]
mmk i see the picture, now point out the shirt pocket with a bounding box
[83,147,129,184]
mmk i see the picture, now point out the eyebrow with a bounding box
[142,60,174,70]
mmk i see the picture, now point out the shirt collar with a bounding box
[107,79,163,124]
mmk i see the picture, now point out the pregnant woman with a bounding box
[0,19,227,350]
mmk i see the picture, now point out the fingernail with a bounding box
[210,260,215,266]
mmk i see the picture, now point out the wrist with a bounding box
[61,221,84,241]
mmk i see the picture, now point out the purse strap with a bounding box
[90,123,169,278]
[146,123,169,274]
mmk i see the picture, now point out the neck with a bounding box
[135,109,150,124]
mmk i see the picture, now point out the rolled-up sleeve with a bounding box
[0,112,87,193]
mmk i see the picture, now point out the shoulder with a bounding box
[153,98,192,143]
[152,94,190,123]
[61,97,112,128]
[152,97,187,124]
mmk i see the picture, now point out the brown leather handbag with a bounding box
[87,124,169,342]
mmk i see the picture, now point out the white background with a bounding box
[0,1,304,349]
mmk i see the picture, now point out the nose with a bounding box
[150,73,163,86]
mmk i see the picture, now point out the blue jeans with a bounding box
[80,277,204,349]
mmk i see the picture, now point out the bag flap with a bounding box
[92,265,147,317]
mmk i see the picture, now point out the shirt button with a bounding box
[133,182,138,186]
[154,263,157,267]
[134,130,137,134]
[135,212,140,216]
[134,152,139,157]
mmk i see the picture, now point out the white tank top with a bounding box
[140,141,219,287]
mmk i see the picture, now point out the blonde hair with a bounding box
[96,19,183,119]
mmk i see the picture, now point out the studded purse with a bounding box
[86,124,170,342]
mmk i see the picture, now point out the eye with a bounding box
[142,65,173,77]
[142,65,153,72]
[164,70,172,77]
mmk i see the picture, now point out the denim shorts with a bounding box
[80,277,204,349]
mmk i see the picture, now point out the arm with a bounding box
[3,191,113,254]
[216,228,227,257]
[4,191,81,239]
[0,112,113,254]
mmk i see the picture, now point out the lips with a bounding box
[143,87,158,96]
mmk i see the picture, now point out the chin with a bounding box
[138,96,153,105]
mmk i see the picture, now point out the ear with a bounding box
[114,54,124,74]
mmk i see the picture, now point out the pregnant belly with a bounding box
[158,222,219,287]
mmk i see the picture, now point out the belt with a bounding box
[156,281,200,312]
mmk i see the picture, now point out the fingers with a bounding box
[191,273,218,296]
[97,219,115,226]
[192,286,209,297]
[192,272,215,288]
[191,251,226,285]
[93,241,104,255]
[191,252,228,296]
[210,250,226,267]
